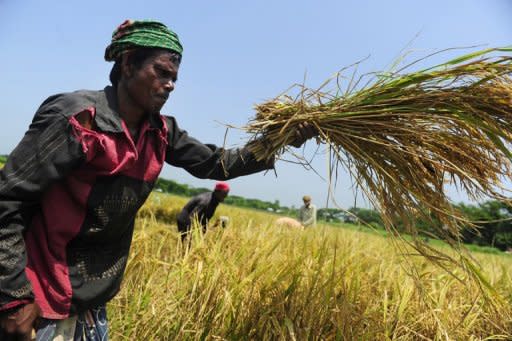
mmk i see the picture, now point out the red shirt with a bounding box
[0,87,272,318]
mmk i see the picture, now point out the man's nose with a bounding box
[164,79,175,92]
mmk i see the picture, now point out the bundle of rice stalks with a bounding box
[245,47,512,283]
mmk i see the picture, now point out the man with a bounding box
[177,181,230,240]
[298,195,317,227]
[0,20,316,340]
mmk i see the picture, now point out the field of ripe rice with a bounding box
[109,193,512,340]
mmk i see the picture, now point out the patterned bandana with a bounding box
[104,19,183,61]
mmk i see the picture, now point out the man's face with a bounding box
[124,50,179,115]
[214,190,229,202]
[303,199,311,207]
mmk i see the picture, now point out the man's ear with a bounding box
[120,53,133,79]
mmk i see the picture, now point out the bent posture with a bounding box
[275,217,304,230]
[177,181,230,240]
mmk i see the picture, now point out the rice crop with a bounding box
[244,48,512,280]
[108,193,512,340]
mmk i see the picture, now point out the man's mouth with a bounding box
[156,94,169,102]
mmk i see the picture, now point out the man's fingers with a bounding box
[290,129,303,148]
[302,122,317,139]
[299,122,317,137]
[0,303,40,338]
[19,306,38,326]
[290,122,318,148]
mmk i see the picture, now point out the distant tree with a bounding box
[456,201,512,250]
[155,178,189,196]
[152,174,511,251]
[317,208,345,223]
[224,195,246,207]
[271,200,280,212]
[188,187,211,196]
[348,207,383,227]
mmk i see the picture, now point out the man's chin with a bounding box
[148,104,165,115]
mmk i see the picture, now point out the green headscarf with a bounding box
[104,19,183,61]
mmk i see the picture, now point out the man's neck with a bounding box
[117,85,146,131]
[211,192,219,204]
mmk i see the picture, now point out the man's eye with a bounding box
[156,68,171,78]
[156,67,177,83]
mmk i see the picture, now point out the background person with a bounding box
[212,216,230,229]
[298,195,317,227]
[275,217,304,230]
[177,181,230,240]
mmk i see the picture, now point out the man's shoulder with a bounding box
[39,89,105,117]
[160,114,180,130]
[196,191,213,200]
[187,191,210,202]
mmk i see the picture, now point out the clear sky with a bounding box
[1,0,511,209]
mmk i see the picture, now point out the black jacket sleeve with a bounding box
[0,95,85,310]
[164,116,273,180]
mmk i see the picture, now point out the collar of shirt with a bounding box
[93,86,165,133]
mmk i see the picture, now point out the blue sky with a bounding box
[1,1,511,208]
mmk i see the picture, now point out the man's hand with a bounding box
[0,303,40,341]
[289,122,318,148]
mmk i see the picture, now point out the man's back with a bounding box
[177,192,218,230]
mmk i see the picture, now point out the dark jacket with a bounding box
[0,86,272,318]
[177,192,219,232]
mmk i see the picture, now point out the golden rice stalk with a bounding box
[244,47,512,282]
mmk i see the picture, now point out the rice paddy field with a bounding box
[108,192,512,340]
[3,47,512,340]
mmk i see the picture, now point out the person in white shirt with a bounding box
[298,195,317,227]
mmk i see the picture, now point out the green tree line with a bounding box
[155,177,512,250]
[338,203,512,251]
[2,156,509,250]
[154,178,299,216]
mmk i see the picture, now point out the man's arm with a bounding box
[298,207,304,223]
[164,116,274,180]
[0,95,85,314]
